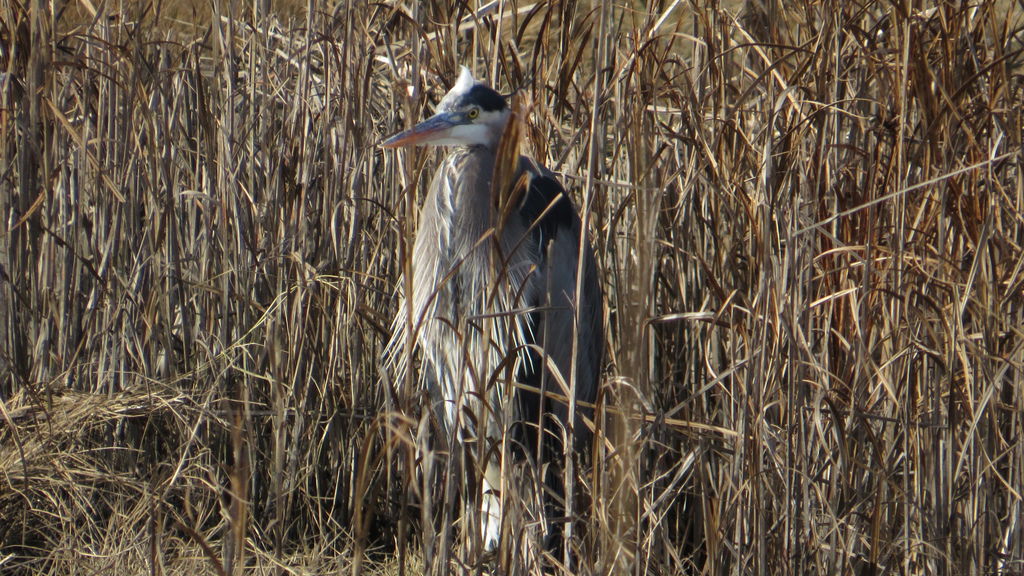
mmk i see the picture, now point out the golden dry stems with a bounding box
[1,1,1023,575]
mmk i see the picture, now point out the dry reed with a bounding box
[1,0,1022,574]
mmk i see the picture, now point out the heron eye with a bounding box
[467,108,480,120]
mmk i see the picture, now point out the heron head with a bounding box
[381,66,510,149]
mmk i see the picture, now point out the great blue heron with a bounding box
[382,66,603,552]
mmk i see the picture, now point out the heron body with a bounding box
[384,66,603,552]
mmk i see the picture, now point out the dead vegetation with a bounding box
[1,0,1023,574]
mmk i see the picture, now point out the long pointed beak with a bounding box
[380,112,460,148]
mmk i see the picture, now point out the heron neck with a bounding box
[458,142,498,155]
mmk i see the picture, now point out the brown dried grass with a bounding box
[1,0,1023,574]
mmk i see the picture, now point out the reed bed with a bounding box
[1,0,1022,574]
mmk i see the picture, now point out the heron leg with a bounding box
[480,471,502,552]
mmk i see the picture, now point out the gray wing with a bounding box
[513,167,603,455]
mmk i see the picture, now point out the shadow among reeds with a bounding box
[1,0,1023,574]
